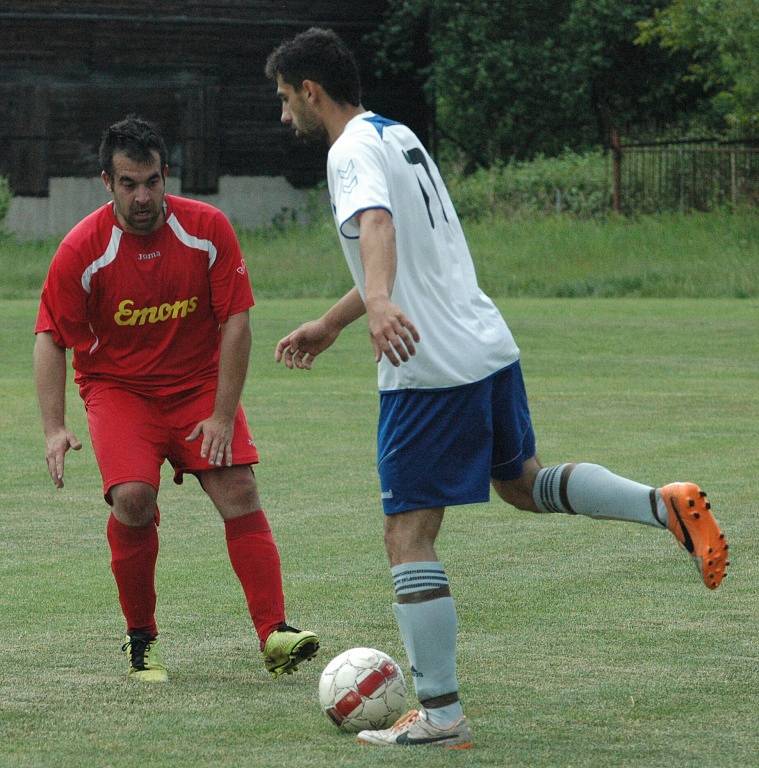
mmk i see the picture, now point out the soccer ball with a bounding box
[318,647,407,733]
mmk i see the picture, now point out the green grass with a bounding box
[2,209,758,299]
[1,296,757,767]
[469,210,759,299]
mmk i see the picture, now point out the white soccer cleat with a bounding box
[356,708,473,749]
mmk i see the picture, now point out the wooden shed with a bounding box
[0,1,430,197]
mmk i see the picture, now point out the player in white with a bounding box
[265,28,729,749]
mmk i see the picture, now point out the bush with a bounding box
[0,176,10,227]
[446,149,610,220]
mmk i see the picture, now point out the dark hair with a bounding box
[99,115,168,177]
[265,27,361,106]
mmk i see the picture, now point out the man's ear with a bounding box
[301,79,320,103]
[101,170,112,192]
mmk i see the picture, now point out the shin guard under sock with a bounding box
[106,512,159,637]
[225,510,286,647]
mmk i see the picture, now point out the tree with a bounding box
[636,0,759,132]
[371,0,707,166]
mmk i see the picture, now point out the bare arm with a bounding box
[186,310,250,466]
[358,208,419,366]
[33,331,81,488]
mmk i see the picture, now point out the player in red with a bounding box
[33,115,318,682]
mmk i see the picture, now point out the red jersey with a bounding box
[35,195,254,395]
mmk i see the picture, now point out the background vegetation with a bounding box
[3,209,757,302]
[0,175,10,225]
[373,0,758,169]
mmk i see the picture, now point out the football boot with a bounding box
[659,482,729,589]
[122,631,168,683]
[263,623,319,677]
[356,708,473,749]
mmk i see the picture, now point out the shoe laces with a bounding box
[122,633,154,670]
[391,709,420,731]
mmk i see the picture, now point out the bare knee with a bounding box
[492,456,543,512]
[110,482,157,526]
[200,466,262,520]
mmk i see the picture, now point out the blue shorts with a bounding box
[377,361,536,515]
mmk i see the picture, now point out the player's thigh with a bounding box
[83,384,167,503]
[166,380,260,485]
[377,384,493,516]
[489,361,539,507]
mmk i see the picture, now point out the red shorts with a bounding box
[82,379,260,502]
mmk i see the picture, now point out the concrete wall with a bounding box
[5,175,317,240]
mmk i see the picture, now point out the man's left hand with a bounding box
[186,416,235,466]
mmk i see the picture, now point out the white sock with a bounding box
[533,463,667,528]
[391,561,463,722]
[424,701,465,728]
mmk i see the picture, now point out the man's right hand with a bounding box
[275,318,341,370]
[44,428,82,488]
[365,296,419,366]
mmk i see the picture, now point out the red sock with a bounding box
[106,513,159,637]
[225,510,286,648]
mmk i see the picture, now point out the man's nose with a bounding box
[135,185,150,203]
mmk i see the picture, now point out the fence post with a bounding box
[611,128,622,213]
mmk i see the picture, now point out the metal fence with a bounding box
[611,135,759,214]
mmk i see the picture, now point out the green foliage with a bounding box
[636,0,759,131]
[447,149,610,220]
[372,1,704,166]
[0,176,11,226]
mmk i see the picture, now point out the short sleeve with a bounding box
[207,211,255,324]
[329,132,392,240]
[35,243,90,349]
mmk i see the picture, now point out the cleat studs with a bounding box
[706,502,711,509]
[708,560,714,566]
[699,491,707,497]
[719,533,725,539]
[725,561,731,566]
[708,547,713,554]
[692,512,700,519]
[688,499,695,507]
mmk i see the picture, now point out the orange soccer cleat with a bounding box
[659,482,729,589]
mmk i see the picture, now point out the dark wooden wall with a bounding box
[0,1,429,195]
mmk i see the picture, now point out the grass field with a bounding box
[2,209,758,300]
[1,295,757,768]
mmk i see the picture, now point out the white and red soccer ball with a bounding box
[318,647,407,732]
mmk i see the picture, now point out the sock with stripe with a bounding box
[225,509,286,648]
[106,512,159,637]
[391,561,464,727]
[533,463,667,528]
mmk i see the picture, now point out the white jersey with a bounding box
[327,111,519,391]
